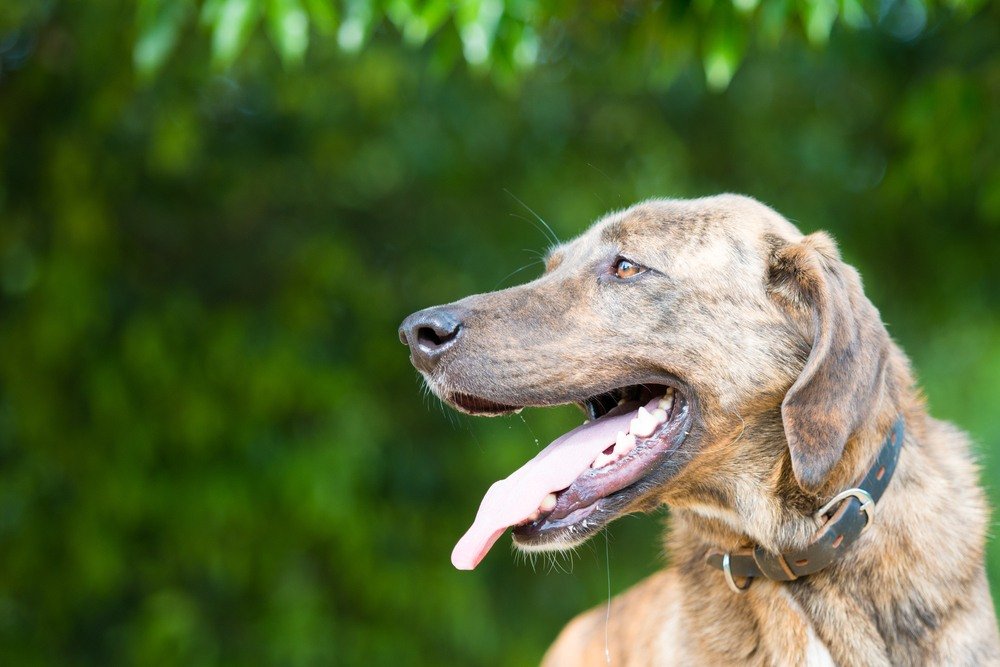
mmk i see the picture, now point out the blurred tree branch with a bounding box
[0,0,985,90]
[133,0,984,88]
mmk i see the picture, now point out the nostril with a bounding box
[400,307,464,370]
[418,326,443,347]
[417,322,460,349]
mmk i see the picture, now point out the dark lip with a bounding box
[443,372,693,417]
[511,394,694,548]
[447,392,522,415]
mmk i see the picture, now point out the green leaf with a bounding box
[732,0,761,15]
[759,0,791,44]
[839,0,870,28]
[210,0,261,68]
[455,0,504,67]
[702,14,745,92]
[802,0,839,45]
[134,0,192,81]
[267,0,310,66]
[303,0,337,35]
[395,0,453,46]
[199,0,225,28]
[511,23,540,69]
[385,0,415,31]
[337,0,374,54]
[414,0,453,44]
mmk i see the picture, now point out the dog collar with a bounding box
[705,417,904,593]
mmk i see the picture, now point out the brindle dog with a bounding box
[399,195,1000,665]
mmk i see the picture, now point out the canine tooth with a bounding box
[539,493,557,512]
[658,395,674,412]
[631,407,657,437]
[592,452,615,469]
[614,430,629,448]
[514,408,523,414]
[653,409,668,423]
[617,397,626,406]
[614,431,637,455]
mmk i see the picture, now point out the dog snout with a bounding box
[399,307,464,372]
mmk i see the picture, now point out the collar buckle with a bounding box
[813,487,875,530]
[704,417,902,588]
[721,553,752,594]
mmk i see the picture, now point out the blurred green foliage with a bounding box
[0,0,998,664]
[130,0,989,90]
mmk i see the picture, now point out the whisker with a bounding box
[604,528,613,665]
[508,213,557,252]
[491,258,543,290]
[585,162,618,196]
[504,189,560,246]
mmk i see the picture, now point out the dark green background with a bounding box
[1,1,997,664]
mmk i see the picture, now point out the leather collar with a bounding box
[705,417,904,592]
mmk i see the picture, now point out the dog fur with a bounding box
[403,195,1000,665]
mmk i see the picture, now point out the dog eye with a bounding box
[613,257,645,279]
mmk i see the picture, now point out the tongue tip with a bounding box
[451,544,486,570]
[451,553,481,570]
[452,527,506,571]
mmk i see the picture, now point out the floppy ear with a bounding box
[767,232,890,493]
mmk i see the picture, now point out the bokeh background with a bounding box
[1,0,998,664]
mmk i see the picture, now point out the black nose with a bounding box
[398,307,464,372]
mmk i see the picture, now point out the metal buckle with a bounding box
[814,488,875,530]
[722,553,752,594]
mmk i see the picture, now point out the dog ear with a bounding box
[767,232,889,493]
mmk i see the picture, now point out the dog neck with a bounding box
[665,355,995,663]
[702,416,902,589]
[673,352,909,557]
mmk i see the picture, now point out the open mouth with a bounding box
[448,383,692,570]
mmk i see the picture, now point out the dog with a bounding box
[399,195,1000,665]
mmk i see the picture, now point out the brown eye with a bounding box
[614,257,644,279]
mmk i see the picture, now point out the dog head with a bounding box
[400,194,892,568]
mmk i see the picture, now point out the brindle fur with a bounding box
[407,195,1000,665]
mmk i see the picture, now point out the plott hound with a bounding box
[399,195,1000,665]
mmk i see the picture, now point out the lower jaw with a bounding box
[511,399,692,551]
[511,497,609,550]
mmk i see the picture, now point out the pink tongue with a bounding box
[451,407,643,570]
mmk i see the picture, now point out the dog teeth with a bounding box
[653,408,668,423]
[614,431,637,456]
[658,395,673,412]
[539,493,557,512]
[630,406,657,438]
[514,408,523,414]
[591,451,616,469]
